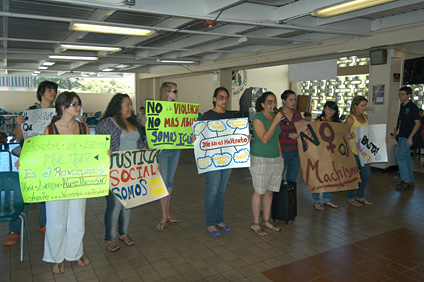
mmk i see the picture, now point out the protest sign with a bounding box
[21,108,56,139]
[193,118,250,174]
[110,149,168,208]
[146,100,198,149]
[295,121,360,193]
[354,124,388,166]
[19,135,110,203]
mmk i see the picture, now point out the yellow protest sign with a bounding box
[295,121,360,193]
[19,135,110,203]
[110,149,168,208]
[146,100,199,149]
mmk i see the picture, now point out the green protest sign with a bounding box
[146,100,199,149]
[19,134,111,203]
[110,149,168,208]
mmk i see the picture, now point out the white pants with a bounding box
[43,198,86,263]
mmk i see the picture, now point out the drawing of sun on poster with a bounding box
[146,100,199,149]
[110,149,168,208]
[354,124,388,166]
[19,135,111,203]
[193,118,250,174]
[21,108,56,139]
[295,122,360,193]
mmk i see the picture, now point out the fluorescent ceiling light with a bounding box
[60,44,122,52]
[33,71,41,74]
[102,68,114,72]
[42,61,55,66]
[157,59,196,64]
[38,66,48,70]
[115,64,130,68]
[70,23,154,36]
[49,55,98,61]
[311,0,395,18]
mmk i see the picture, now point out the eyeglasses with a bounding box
[67,103,82,108]
[168,90,178,94]
[217,95,229,100]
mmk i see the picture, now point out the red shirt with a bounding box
[279,108,302,150]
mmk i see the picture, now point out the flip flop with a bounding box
[250,223,267,236]
[77,256,89,267]
[156,221,167,231]
[313,203,325,211]
[323,202,339,209]
[167,217,178,224]
[105,240,120,252]
[118,235,135,246]
[53,262,64,274]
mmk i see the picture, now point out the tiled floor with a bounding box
[1,150,424,281]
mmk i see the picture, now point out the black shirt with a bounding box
[398,101,420,138]
[202,110,235,121]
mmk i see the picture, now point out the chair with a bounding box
[0,172,31,261]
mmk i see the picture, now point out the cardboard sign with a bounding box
[354,124,388,166]
[193,118,250,174]
[19,135,110,203]
[21,108,56,139]
[295,122,360,193]
[145,100,199,149]
[110,149,168,208]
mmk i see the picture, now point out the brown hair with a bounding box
[159,82,177,101]
[350,96,368,115]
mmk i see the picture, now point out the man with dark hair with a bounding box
[393,86,421,190]
[4,80,58,246]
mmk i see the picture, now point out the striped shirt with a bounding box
[278,108,302,150]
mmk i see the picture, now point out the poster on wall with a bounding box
[354,124,388,166]
[145,100,199,149]
[192,118,250,174]
[372,84,385,104]
[21,108,56,139]
[295,121,360,193]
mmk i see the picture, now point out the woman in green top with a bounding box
[249,92,284,236]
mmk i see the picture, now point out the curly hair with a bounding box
[50,91,81,124]
[101,93,140,131]
[255,92,276,112]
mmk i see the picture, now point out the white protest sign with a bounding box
[193,118,250,174]
[354,124,388,166]
[110,149,168,208]
[21,108,56,139]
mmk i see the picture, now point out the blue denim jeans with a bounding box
[396,137,414,182]
[204,168,232,227]
[282,149,300,182]
[347,154,371,199]
[104,192,130,241]
[158,149,181,192]
[312,192,331,204]
[9,202,46,233]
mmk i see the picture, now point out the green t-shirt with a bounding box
[251,112,281,158]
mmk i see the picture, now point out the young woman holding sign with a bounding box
[312,101,340,211]
[345,96,372,207]
[96,93,145,252]
[42,91,90,274]
[250,92,284,236]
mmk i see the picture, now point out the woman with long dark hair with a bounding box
[96,93,145,252]
[42,91,90,274]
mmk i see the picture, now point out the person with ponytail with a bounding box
[42,91,90,274]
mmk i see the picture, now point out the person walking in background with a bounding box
[96,93,145,252]
[313,101,340,210]
[250,92,284,236]
[42,91,90,274]
[156,82,181,230]
[393,87,421,191]
[278,90,302,182]
[345,96,373,206]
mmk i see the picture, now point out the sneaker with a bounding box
[394,181,406,190]
[4,233,20,246]
[406,182,415,189]
[38,226,46,233]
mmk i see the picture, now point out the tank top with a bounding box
[348,114,368,155]
[47,121,88,135]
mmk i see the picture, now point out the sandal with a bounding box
[105,240,120,252]
[52,262,64,274]
[156,221,167,231]
[313,203,325,211]
[348,198,363,207]
[323,201,339,209]
[356,197,373,205]
[167,217,178,224]
[118,235,135,246]
[250,223,267,236]
[262,220,281,232]
[77,256,89,267]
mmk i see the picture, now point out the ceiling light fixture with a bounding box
[311,0,396,18]
[42,61,55,66]
[157,59,196,64]
[38,66,48,70]
[101,68,114,72]
[60,44,122,52]
[115,64,130,69]
[70,22,154,36]
[49,55,99,61]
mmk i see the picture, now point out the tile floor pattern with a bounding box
[1,150,424,282]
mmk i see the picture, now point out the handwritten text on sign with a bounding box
[146,101,199,149]
[21,108,56,139]
[354,124,388,166]
[193,118,250,174]
[295,122,360,193]
[110,149,168,208]
[19,135,110,203]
